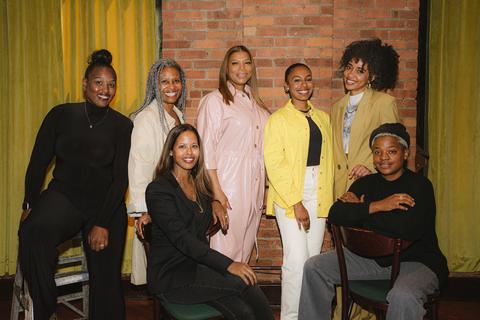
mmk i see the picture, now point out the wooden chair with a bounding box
[140,222,224,320]
[330,224,439,320]
[11,233,89,320]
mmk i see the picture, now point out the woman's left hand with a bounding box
[88,225,109,252]
[348,165,371,180]
[212,200,229,231]
[338,192,365,203]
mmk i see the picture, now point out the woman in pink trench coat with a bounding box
[197,45,269,263]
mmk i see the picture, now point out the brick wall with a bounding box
[162,0,419,268]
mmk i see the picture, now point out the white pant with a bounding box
[275,166,327,320]
[130,232,147,285]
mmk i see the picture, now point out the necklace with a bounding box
[172,171,204,213]
[84,102,110,129]
[345,101,358,114]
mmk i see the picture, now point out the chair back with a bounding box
[331,225,412,288]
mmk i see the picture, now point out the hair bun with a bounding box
[88,49,112,66]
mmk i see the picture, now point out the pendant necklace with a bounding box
[84,102,110,129]
[172,171,204,213]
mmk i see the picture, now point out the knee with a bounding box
[18,221,41,247]
[234,303,256,320]
[387,285,424,309]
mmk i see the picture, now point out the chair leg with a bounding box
[10,263,34,320]
[375,310,385,320]
[82,282,89,318]
[10,265,22,320]
[430,302,438,320]
[154,297,166,320]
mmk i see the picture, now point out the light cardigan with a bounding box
[127,99,184,214]
[264,100,334,218]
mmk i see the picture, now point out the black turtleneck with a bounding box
[23,102,133,227]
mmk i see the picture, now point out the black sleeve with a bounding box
[366,180,435,241]
[23,106,60,209]
[329,176,436,241]
[146,180,233,273]
[94,120,133,227]
[328,178,371,226]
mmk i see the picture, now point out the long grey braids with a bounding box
[130,59,187,133]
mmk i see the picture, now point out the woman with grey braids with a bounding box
[127,59,186,285]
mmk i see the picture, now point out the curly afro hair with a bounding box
[340,38,399,91]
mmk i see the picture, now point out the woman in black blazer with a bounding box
[145,124,273,320]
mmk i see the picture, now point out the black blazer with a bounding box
[145,172,233,294]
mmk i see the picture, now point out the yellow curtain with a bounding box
[0,0,156,275]
[429,0,480,272]
[0,0,65,275]
[61,0,157,273]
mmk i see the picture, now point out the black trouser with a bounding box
[18,189,127,320]
[161,264,274,320]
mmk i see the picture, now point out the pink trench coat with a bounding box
[197,83,269,263]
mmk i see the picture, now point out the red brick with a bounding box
[304,16,333,26]
[175,11,205,20]
[177,50,208,59]
[207,9,242,19]
[191,1,225,10]
[162,40,191,49]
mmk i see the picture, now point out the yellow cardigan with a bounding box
[264,100,334,219]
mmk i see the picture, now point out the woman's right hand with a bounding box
[214,189,232,211]
[227,262,257,286]
[369,193,415,213]
[135,212,152,239]
[20,209,32,224]
[293,202,310,231]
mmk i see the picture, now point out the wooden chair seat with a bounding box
[156,298,223,320]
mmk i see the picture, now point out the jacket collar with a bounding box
[285,99,315,117]
[227,81,252,97]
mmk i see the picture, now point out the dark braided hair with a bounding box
[340,38,399,91]
[84,49,116,80]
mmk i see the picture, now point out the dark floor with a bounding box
[2,275,480,319]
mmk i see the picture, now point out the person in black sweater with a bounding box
[18,49,133,320]
[299,123,448,320]
[145,124,273,320]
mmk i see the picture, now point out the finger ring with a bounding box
[100,244,105,247]
[224,215,228,219]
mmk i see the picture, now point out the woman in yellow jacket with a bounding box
[264,63,334,320]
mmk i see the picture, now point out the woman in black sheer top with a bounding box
[18,49,132,320]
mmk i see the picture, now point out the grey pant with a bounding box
[298,249,439,320]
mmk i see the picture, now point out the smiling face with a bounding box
[171,130,200,174]
[83,66,116,107]
[343,58,371,95]
[372,135,409,181]
[158,66,182,108]
[227,51,253,91]
[285,65,313,108]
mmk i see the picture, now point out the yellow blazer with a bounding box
[264,100,334,219]
[332,88,399,199]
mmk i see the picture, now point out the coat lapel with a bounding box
[333,94,349,161]
[348,88,373,157]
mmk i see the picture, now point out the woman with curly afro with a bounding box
[332,38,401,199]
[330,38,401,320]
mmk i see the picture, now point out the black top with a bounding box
[306,116,322,166]
[328,169,449,286]
[145,172,233,294]
[23,102,133,227]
